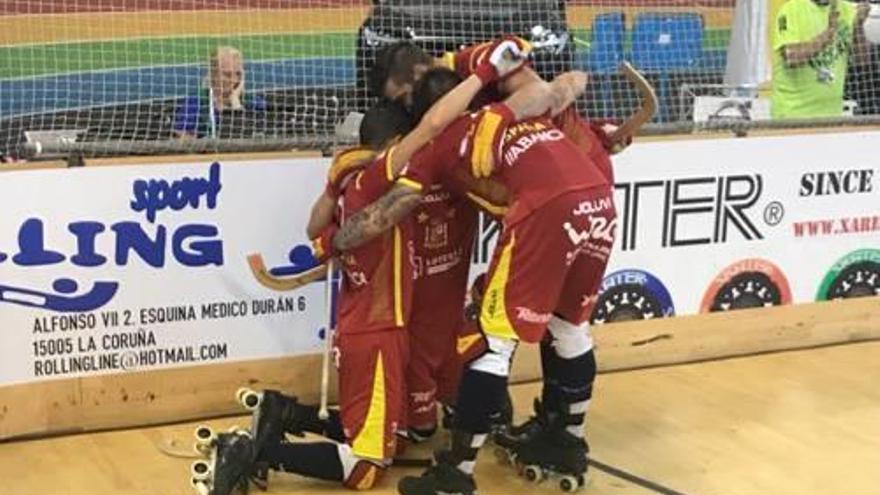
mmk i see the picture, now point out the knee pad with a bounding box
[338,444,388,490]
[469,335,517,377]
[548,316,593,359]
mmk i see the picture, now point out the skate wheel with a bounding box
[190,478,210,495]
[235,387,248,403]
[524,465,544,483]
[239,389,263,411]
[237,388,261,410]
[194,425,214,446]
[191,460,211,481]
[559,475,580,492]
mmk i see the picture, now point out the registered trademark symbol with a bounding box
[764,201,784,226]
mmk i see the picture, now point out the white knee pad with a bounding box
[469,335,517,377]
[548,316,593,359]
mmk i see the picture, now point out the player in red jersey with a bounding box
[370,40,631,454]
[228,102,415,492]
[369,39,592,441]
[333,68,616,494]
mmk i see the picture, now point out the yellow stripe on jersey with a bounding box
[466,192,508,217]
[393,226,404,327]
[384,145,397,182]
[480,232,518,341]
[351,351,387,460]
[328,147,377,185]
[470,110,505,178]
[457,333,483,355]
[355,465,379,490]
[397,177,423,192]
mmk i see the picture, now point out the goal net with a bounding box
[0,0,876,159]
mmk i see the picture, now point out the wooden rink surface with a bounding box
[2,342,879,495]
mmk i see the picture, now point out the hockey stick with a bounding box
[318,258,335,420]
[609,62,658,145]
[247,253,327,291]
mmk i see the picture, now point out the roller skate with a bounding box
[494,398,551,446]
[190,429,256,495]
[496,414,589,493]
[397,448,478,495]
[236,388,307,486]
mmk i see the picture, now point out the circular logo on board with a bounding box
[590,269,674,324]
[700,258,792,313]
[816,249,880,301]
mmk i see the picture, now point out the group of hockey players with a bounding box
[198,35,634,495]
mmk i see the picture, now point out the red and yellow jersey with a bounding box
[399,114,607,226]
[336,148,415,334]
[325,146,378,199]
[410,183,477,320]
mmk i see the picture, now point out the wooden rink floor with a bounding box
[2,342,879,495]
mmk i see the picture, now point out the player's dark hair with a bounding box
[369,42,433,98]
[411,67,463,122]
[359,99,414,150]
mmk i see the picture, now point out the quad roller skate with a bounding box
[235,387,305,487]
[494,398,549,446]
[190,428,256,495]
[236,387,305,439]
[495,401,589,492]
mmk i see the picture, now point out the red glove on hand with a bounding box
[464,103,516,178]
[311,223,339,264]
[473,36,532,85]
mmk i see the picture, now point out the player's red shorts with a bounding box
[480,186,616,343]
[336,329,409,461]
[406,296,466,429]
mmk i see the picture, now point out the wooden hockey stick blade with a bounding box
[609,62,658,143]
[247,254,328,292]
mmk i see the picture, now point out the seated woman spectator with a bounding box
[173,46,267,138]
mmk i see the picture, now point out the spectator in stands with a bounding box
[173,46,267,138]
[771,0,871,119]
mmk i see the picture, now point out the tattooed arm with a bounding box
[332,184,422,251]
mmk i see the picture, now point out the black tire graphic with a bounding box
[825,261,880,300]
[591,284,664,324]
[710,272,782,312]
